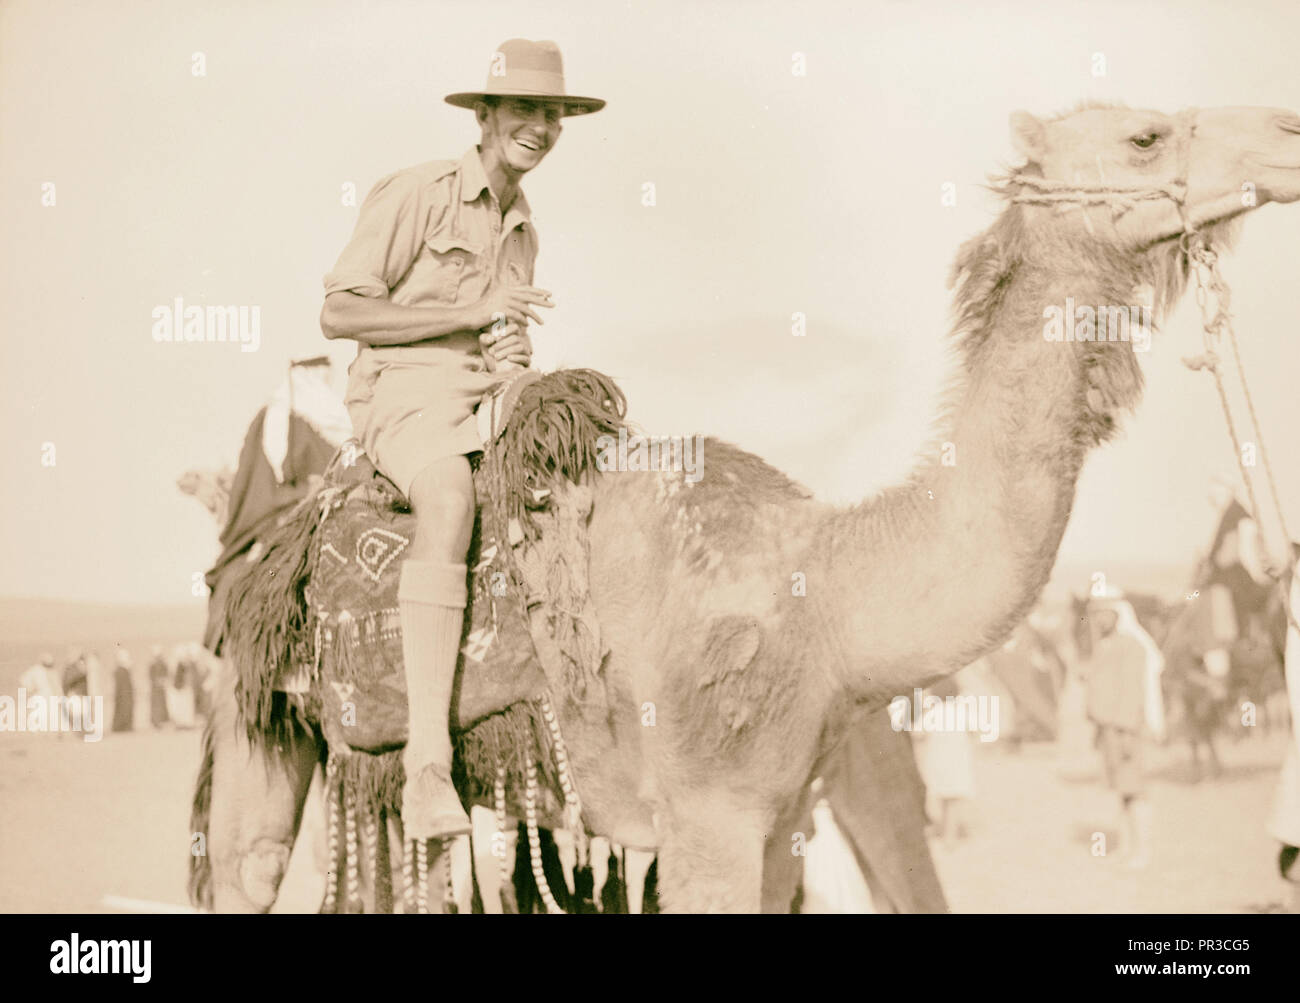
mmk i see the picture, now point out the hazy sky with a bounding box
[4,0,1300,604]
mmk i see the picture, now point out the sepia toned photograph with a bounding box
[2,0,1299,974]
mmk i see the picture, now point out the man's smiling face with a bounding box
[478,97,563,175]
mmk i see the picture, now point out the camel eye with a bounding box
[1130,132,1159,150]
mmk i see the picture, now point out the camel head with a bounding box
[939,103,1300,441]
[1009,103,1300,251]
[177,467,233,525]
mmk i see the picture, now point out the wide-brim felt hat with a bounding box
[445,38,605,117]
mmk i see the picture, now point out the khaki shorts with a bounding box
[346,356,504,497]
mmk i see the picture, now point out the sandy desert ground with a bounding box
[1,709,1294,914]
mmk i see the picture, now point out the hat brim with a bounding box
[445,92,605,116]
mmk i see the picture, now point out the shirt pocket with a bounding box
[422,235,484,304]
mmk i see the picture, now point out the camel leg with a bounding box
[449,834,473,912]
[623,847,655,914]
[760,784,815,914]
[590,836,611,911]
[201,670,319,912]
[655,792,766,913]
[552,827,578,897]
[470,806,504,914]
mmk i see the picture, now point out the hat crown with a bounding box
[492,38,563,80]
[445,38,604,116]
[482,38,567,98]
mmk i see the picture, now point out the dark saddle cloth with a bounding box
[305,445,542,753]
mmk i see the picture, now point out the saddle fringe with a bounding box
[222,491,327,745]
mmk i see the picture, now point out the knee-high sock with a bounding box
[397,560,467,774]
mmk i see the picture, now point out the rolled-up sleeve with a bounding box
[323,172,433,299]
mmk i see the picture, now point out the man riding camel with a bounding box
[319,39,604,839]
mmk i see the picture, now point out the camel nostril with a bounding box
[1276,115,1300,134]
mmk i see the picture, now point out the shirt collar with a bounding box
[461,147,533,230]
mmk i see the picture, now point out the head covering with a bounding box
[1110,598,1167,737]
[445,39,605,117]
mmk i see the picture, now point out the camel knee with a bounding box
[237,838,293,909]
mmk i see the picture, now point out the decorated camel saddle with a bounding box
[216,369,626,834]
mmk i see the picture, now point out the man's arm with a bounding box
[320,290,486,346]
[321,286,553,347]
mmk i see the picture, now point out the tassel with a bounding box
[402,836,415,914]
[322,753,341,914]
[415,839,429,915]
[540,692,586,867]
[344,787,360,913]
[494,764,510,888]
[525,759,564,914]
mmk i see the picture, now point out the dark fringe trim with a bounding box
[187,715,216,910]
[330,701,567,823]
[453,700,564,810]
[478,369,625,703]
[481,368,626,545]
[223,492,331,744]
[317,607,405,687]
[334,746,405,817]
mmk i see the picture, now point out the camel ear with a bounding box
[1009,111,1046,162]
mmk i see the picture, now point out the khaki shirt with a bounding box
[324,147,538,406]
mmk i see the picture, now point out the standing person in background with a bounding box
[148,645,170,729]
[915,673,977,848]
[61,649,88,734]
[203,355,352,655]
[19,653,64,739]
[20,652,61,699]
[83,651,106,710]
[816,704,949,912]
[168,646,197,729]
[61,649,87,700]
[1269,555,1300,911]
[1084,601,1154,868]
[111,648,135,733]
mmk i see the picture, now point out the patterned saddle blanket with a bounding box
[302,446,546,753]
[220,368,624,770]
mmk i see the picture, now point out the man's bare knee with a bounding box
[408,462,476,559]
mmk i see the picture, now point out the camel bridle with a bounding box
[1008,107,1300,627]
[1007,108,1198,237]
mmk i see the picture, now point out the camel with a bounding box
[200,103,1300,913]
[177,467,233,527]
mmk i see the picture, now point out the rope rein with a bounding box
[1182,239,1300,634]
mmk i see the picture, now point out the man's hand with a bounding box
[476,283,554,330]
[479,321,533,370]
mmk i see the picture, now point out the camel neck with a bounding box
[820,259,1141,697]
